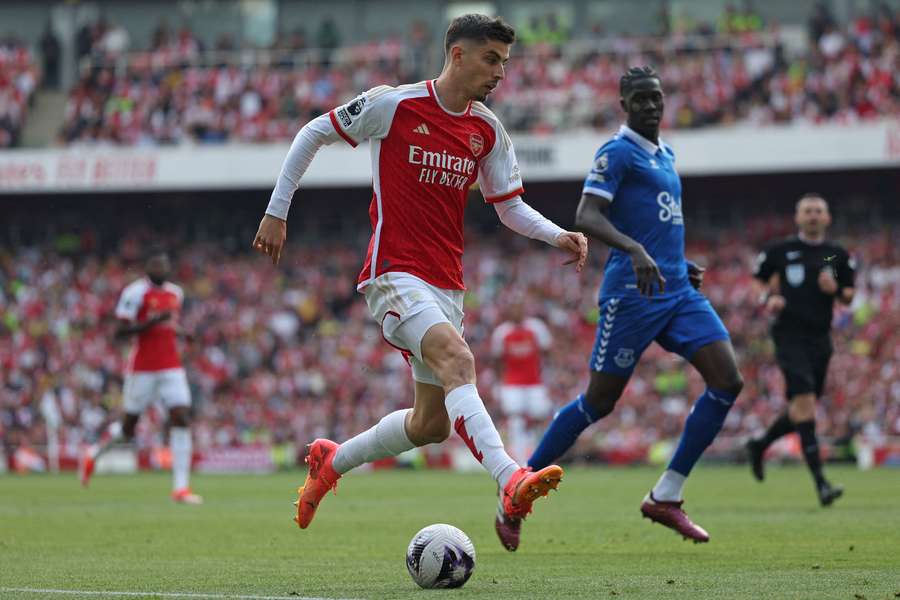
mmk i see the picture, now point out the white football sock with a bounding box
[170,427,192,491]
[507,414,528,465]
[92,420,125,460]
[332,409,415,475]
[445,384,518,488]
[651,469,686,502]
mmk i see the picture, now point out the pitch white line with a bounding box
[0,587,365,600]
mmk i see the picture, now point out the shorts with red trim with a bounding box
[363,272,464,386]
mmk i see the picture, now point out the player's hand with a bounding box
[253,214,287,265]
[687,262,706,290]
[765,294,786,315]
[629,245,665,296]
[818,269,838,295]
[556,231,588,272]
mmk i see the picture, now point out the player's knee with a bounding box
[583,390,618,419]
[122,415,139,439]
[710,370,743,398]
[789,394,816,422]
[434,342,476,389]
[169,407,191,428]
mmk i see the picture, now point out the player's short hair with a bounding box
[796,192,829,210]
[619,66,661,97]
[143,245,169,263]
[444,14,515,55]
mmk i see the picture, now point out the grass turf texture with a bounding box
[1,466,898,600]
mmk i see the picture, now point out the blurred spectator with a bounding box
[39,22,61,90]
[0,36,40,147]
[317,18,340,66]
[2,213,899,466]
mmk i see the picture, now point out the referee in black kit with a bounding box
[746,193,855,506]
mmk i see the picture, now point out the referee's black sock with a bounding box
[759,411,794,450]
[795,420,826,487]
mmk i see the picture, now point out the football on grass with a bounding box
[406,524,476,589]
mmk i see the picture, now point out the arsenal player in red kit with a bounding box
[253,14,587,551]
[80,249,201,504]
[491,301,554,464]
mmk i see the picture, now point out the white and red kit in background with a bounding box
[115,278,190,413]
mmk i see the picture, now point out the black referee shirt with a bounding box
[754,237,855,336]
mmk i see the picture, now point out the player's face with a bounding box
[621,78,664,137]
[146,254,171,284]
[508,302,524,322]
[455,39,510,102]
[795,198,831,235]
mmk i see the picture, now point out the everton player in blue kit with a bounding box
[527,66,743,543]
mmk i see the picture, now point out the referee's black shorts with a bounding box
[773,331,833,399]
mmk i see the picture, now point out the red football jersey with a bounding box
[115,278,183,372]
[491,318,552,386]
[328,80,524,291]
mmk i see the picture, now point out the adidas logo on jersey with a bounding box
[413,123,430,135]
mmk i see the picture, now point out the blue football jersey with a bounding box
[582,124,689,300]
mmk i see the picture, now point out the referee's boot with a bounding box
[817,480,843,507]
[746,438,765,482]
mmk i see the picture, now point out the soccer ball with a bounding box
[405,524,476,589]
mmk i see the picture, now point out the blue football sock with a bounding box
[668,388,737,476]
[528,395,599,470]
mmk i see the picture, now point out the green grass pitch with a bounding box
[1,466,898,599]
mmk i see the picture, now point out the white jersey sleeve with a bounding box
[163,282,184,308]
[472,103,524,203]
[524,317,552,349]
[115,279,149,322]
[266,86,403,220]
[328,85,398,147]
[491,322,514,357]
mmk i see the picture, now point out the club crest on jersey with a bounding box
[469,133,484,157]
[786,264,805,287]
[614,348,635,369]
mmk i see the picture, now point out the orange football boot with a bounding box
[293,439,342,529]
[495,465,563,551]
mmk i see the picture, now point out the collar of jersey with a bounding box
[427,79,471,117]
[619,124,665,156]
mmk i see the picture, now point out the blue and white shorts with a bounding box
[589,289,730,377]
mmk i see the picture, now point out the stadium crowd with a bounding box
[0,37,40,148]
[55,4,900,145]
[2,216,899,470]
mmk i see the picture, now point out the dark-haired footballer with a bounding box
[747,193,854,506]
[527,66,744,543]
[253,13,587,551]
[80,248,201,504]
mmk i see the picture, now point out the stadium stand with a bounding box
[2,207,898,471]
[55,5,900,144]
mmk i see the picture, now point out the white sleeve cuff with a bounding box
[582,187,613,200]
[265,114,341,220]
[494,197,566,246]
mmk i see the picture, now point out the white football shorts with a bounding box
[364,272,465,387]
[498,384,553,419]
[123,368,191,414]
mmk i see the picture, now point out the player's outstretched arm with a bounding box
[253,113,340,265]
[253,215,287,265]
[575,193,665,296]
[493,197,587,272]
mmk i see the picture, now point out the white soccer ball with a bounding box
[406,524,476,589]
